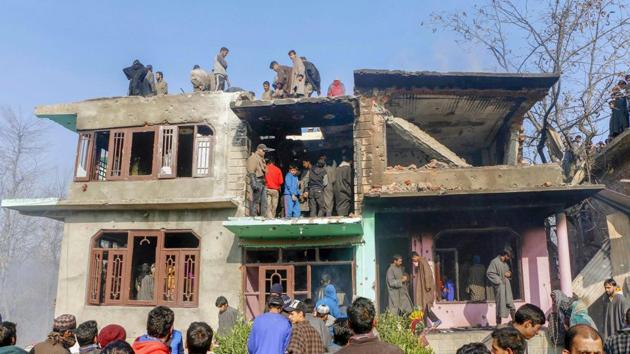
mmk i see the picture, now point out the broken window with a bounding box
[88,230,200,307]
[177,126,194,177]
[92,131,110,181]
[75,132,93,181]
[107,130,127,180]
[129,131,156,177]
[434,229,521,302]
[193,125,214,177]
[158,126,178,178]
[242,246,355,319]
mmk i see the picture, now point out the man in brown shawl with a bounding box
[602,278,630,340]
[270,61,292,96]
[386,254,413,315]
[288,50,305,97]
[487,248,516,325]
[411,251,441,328]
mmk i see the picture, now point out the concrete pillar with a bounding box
[556,212,572,295]
[356,207,377,301]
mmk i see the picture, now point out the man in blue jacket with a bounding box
[283,165,301,218]
[248,296,292,354]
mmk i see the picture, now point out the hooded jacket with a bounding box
[132,335,170,354]
[316,284,343,319]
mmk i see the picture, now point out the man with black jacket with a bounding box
[307,158,327,217]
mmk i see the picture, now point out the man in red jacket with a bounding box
[132,306,173,354]
[265,157,283,218]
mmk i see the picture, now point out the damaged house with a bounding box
[2,69,603,343]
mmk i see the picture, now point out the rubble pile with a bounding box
[368,179,463,195]
[386,159,455,172]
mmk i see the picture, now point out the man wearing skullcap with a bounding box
[98,324,127,348]
[30,314,77,354]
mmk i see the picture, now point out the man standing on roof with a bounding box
[247,144,272,217]
[301,57,321,96]
[321,155,336,217]
[155,71,168,96]
[191,65,210,92]
[213,47,230,91]
[270,61,293,97]
[288,50,305,97]
[327,80,346,97]
[487,248,516,325]
[146,65,157,96]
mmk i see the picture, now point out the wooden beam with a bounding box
[385,115,470,167]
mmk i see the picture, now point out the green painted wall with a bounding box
[355,207,377,301]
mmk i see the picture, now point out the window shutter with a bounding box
[87,250,104,305]
[179,251,200,306]
[192,126,213,177]
[104,250,127,305]
[158,250,179,305]
[106,130,128,180]
[158,126,178,178]
[75,132,94,181]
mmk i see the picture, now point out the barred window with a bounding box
[88,230,200,307]
[74,124,214,182]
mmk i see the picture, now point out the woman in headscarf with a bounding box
[316,284,344,319]
[570,299,597,330]
[548,290,575,346]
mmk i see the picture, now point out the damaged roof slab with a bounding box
[230,96,359,135]
[353,69,559,154]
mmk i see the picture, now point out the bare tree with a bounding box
[0,106,65,331]
[426,0,630,178]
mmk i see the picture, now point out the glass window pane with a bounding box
[76,133,91,178]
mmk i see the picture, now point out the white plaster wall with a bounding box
[55,209,241,339]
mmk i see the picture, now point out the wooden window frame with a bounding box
[241,247,356,317]
[87,229,201,307]
[75,124,215,182]
[192,124,215,178]
[124,126,159,180]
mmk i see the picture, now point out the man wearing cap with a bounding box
[98,324,127,348]
[247,144,272,217]
[31,314,77,354]
[285,299,325,354]
[248,295,292,354]
[303,299,331,348]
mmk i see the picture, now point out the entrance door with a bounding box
[258,266,294,309]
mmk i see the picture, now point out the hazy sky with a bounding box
[0,1,489,177]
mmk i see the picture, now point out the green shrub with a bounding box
[214,321,252,354]
[377,312,434,354]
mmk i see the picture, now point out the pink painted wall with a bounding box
[413,227,552,328]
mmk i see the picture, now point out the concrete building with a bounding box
[2,70,604,347]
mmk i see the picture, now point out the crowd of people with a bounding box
[245,144,353,218]
[2,273,630,354]
[123,48,346,100]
